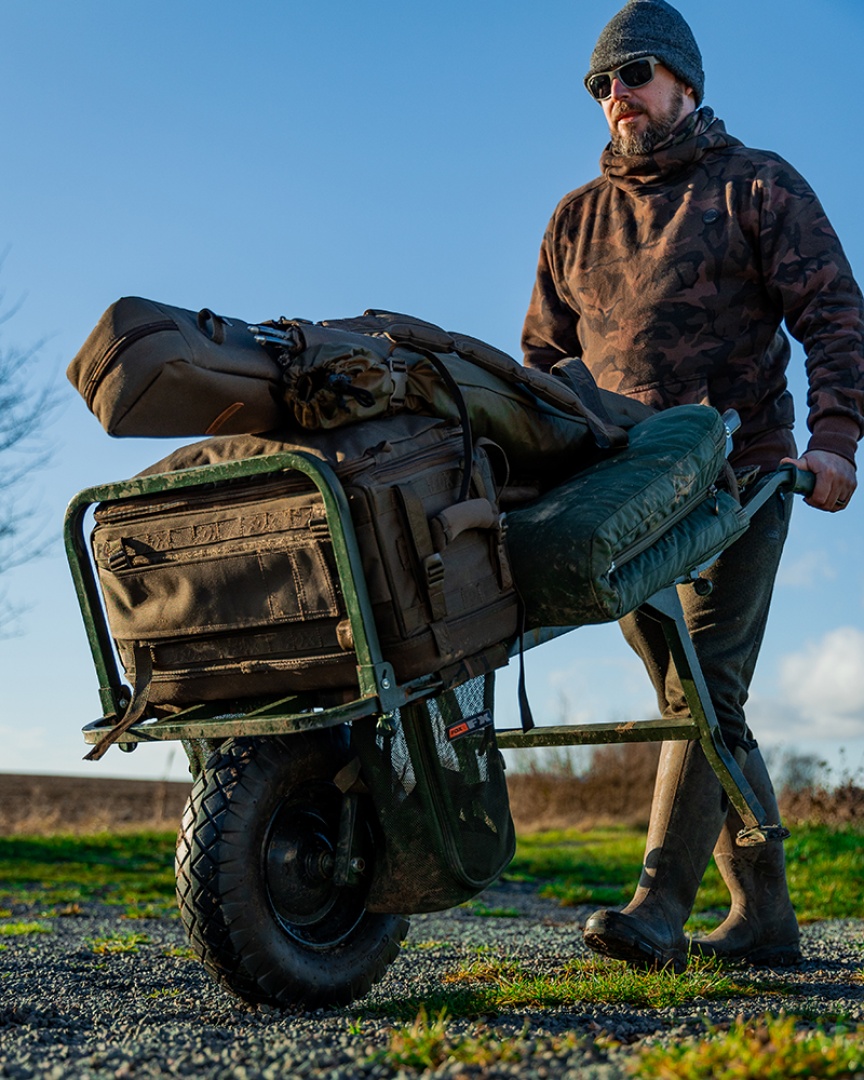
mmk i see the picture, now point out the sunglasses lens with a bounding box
[619,58,654,88]
[588,74,612,100]
[587,57,655,100]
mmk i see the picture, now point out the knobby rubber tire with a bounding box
[175,729,409,1008]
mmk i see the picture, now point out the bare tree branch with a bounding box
[0,265,59,628]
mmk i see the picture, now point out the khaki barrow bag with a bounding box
[91,415,519,710]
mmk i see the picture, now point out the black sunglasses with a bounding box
[585,56,659,101]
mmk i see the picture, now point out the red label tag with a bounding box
[446,708,493,742]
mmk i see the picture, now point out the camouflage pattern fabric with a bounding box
[521,110,864,470]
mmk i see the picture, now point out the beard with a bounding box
[610,83,685,156]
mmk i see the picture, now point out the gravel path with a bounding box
[2,881,862,1079]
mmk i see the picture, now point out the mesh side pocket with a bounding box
[353,674,515,914]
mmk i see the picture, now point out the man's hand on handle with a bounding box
[780,450,857,512]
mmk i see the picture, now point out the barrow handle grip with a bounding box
[777,463,816,496]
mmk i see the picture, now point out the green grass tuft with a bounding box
[460,901,522,918]
[366,1007,584,1071]
[162,945,196,960]
[0,920,52,937]
[121,902,177,920]
[633,1013,864,1078]
[87,931,151,954]
[366,954,783,1021]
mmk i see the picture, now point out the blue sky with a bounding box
[2,0,863,783]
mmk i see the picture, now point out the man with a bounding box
[522,0,864,971]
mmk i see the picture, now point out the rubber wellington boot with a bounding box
[583,740,728,972]
[690,747,801,966]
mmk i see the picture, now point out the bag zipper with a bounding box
[84,320,176,408]
[96,429,468,527]
[348,432,470,489]
[94,472,320,525]
[609,482,718,575]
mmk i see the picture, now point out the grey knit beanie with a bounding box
[586,0,704,105]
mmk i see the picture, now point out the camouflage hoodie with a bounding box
[521,111,864,469]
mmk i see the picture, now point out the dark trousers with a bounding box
[619,492,792,752]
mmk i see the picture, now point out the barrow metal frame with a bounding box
[64,454,807,845]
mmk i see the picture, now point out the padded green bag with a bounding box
[506,405,749,627]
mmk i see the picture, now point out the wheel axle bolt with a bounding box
[349,857,366,873]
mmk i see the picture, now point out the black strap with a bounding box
[84,643,153,762]
[551,356,616,425]
[515,597,535,733]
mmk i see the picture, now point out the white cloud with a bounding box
[747,627,864,742]
[780,626,864,719]
[776,549,837,588]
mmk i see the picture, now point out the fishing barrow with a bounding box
[63,415,813,1009]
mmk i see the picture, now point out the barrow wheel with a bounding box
[175,728,408,1008]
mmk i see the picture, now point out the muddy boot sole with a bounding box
[583,910,687,973]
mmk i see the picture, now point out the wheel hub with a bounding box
[262,781,371,948]
[265,807,339,926]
